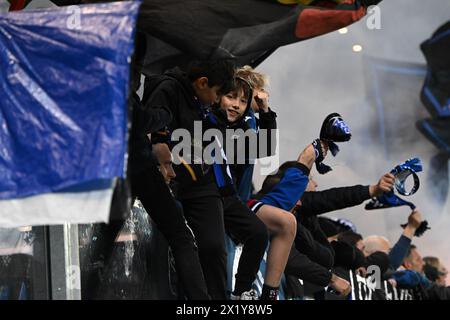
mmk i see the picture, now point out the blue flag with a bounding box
[0,1,140,227]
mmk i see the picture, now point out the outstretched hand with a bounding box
[369,173,395,197]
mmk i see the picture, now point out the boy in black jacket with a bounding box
[84,43,211,300]
[142,60,241,299]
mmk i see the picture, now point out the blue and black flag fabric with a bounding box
[0,1,140,227]
[417,21,450,154]
[49,0,384,72]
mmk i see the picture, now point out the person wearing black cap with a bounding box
[317,217,341,242]
[246,139,332,299]
[252,154,396,299]
[338,230,364,252]
[285,167,394,269]
[317,218,365,273]
[249,144,353,298]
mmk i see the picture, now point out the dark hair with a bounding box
[227,77,252,101]
[187,59,235,94]
[318,217,340,238]
[405,244,417,260]
[338,230,363,247]
[423,264,440,282]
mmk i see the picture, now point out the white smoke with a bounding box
[253,0,450,284]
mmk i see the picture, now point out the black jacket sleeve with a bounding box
[298,185,371,218]
[388,235,412,270]
[294,222,335,269]
[256,108,277,158]
[285,245,333,287]
[142,81,177,133]
[301,216,332,249]
[426,284,450,300]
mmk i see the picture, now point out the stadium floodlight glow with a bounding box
[338,27,348,34]
[352,44,363,52]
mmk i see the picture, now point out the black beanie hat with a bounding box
[353,247,366,270]
[365,251,390,275]
[331,241,355,269]
[318,217,340,238]
[332,241,366,270]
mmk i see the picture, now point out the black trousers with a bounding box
[85,163,209,300]
[180,194,268,299]
[180,194,227,300]
[285,245,332,287]
[223,195,268,295]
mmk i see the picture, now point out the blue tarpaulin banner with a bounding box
[0,1,140,227]
[0,1,140,201]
